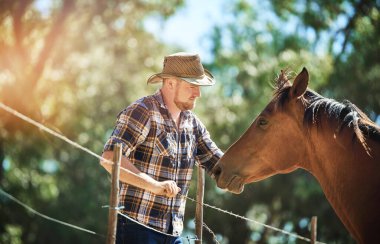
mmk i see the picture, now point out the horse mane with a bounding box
[273,70,380,154]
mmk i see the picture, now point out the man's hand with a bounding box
[152,180,181,198]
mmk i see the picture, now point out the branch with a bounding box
[335,0,374,58]
[10,0,33,69]
[30,0,75,88]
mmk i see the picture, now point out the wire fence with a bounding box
[0,101,325,243]
[0,188,105,238]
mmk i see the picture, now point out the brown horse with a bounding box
[212,68,380,244]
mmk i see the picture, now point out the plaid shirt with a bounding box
[103,90,223,235]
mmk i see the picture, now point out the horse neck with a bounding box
[305,123,380,243]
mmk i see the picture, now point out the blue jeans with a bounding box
[116,215,183,244]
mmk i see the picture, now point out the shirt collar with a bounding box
[153,89,167,109]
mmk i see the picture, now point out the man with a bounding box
[101,52,223,244]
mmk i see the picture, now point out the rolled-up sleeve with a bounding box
[103,103,150,157]
[195,119,223,175]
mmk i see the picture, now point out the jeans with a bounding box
[116,215,183,244]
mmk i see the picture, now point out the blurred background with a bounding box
[0,0,379,243]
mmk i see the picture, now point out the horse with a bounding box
[212,68,380,244]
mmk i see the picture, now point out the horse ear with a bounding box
[290,67,309,99]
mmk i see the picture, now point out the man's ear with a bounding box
[167,78,176,89]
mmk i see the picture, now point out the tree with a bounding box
[0,0,184,243]
[191,0,378,243]
[270,0,380,116]
[1,0,378,243]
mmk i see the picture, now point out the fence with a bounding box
[0,102,323,244]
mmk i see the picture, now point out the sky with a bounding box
[143,0,336,61]
[33,0,354,60]
[34,0,343,61]
[143,0,299,62]
[34,0,226,61]
[144,0,227,62]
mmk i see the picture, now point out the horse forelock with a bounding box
[274,69,293,92]
[272,70,294,109]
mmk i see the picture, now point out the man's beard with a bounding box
[174,98,195,111]
[174,89,196,111]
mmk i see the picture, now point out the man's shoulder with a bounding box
[126,94,159,111]
[135,94,157,109]
[115,95,155,118]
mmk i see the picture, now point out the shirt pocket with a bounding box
[154,130,177,157]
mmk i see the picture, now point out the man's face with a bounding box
[174,79,201,111]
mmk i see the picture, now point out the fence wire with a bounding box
[0,101,324,243]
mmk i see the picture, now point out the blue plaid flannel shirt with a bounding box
[103,90,223,235]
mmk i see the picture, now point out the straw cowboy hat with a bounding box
[147,52,216,86]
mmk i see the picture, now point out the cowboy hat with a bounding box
[147,52,216,86]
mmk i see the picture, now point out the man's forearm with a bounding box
[100,150,159,192]
[100,151,180,197]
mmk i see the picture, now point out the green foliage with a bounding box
[192,0,378,243]
[0,0,183,243]
[0,0,378,243]
[324,6,380,116]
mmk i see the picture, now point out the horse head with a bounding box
[212,67,380,243]
[212,68,310,193]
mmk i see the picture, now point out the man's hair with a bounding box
[163,77,182,86]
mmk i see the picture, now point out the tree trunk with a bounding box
[0,139,4,185]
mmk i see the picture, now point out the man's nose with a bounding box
[194,87,201,97]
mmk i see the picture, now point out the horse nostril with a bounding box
[212,165,222,180]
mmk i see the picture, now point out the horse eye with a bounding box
[258,118,268,127]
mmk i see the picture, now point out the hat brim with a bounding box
[147,69,216,86]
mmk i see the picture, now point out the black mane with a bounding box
[273,71,380,153]
[303,90,380,141]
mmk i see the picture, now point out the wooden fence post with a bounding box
[311,216,317,244]
[195,166,205,244]
[106,143,122,244]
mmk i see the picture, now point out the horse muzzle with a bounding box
[212,164,245,194]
